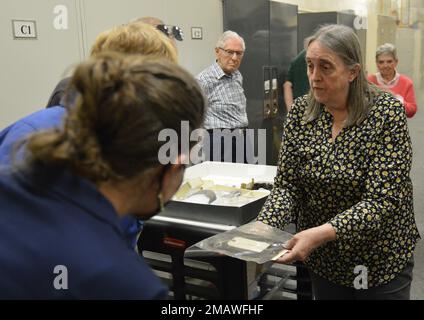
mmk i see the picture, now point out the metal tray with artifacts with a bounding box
[159,162,277,226]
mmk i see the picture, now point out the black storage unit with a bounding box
[138,217,312,300]
[138,218,250,299]
[297,11,367,61]
[297,11,355,52]
[223,0,298,165]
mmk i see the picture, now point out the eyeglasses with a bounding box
[219,47,244,58]
[156,24,184,41]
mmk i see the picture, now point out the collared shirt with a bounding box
[375,71,401,89]
[0,164,167,299]
[368,72,417,118]
[257,93,420,288]
[197,61,248,129]
[0,107,66,166]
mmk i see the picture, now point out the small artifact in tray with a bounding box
[173,178,270,206]
[252,182,274,191]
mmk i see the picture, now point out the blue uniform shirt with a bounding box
[0,107,143,249]
[0,164,167,299]
[0,107,66,166]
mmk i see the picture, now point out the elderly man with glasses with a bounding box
[197,30,249,164]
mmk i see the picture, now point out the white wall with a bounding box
[80,0,222,75]
[0,0,82,128]
[0,0,222,129]
[162,0,223,75]
[396,27,419,83]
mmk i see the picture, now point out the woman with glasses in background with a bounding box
[368,43,417,118]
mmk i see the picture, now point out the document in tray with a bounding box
[227,237,270,253]
[184,221,292,264]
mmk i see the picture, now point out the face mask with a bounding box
[137,165,170,221]
[138,191,169,221]
[137,164,185,221]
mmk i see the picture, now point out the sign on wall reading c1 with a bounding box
[12,20,37,39]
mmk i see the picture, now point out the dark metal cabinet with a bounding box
[223,0,298,165]
[297,12,367,59]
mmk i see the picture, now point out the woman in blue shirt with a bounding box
[0,21,179,251]
[0,52,205,299]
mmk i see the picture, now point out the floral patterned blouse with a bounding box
[257,92,420,288]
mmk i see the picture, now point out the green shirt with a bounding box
[258,93,420,288]
[286,49,310,99]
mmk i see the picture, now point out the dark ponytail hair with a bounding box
[26,51,205,183]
